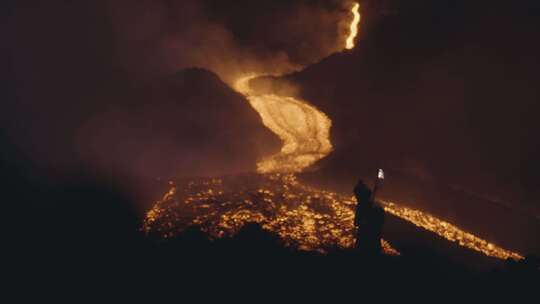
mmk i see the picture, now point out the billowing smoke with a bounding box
[106,0,354,83]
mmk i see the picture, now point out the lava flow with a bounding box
[143,173,522,260]
[346,2,361,50]
[234,75,332,173]
[230,2,361,173]
[144,173,399,255]
[143,2,523,261]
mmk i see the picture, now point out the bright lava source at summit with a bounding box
[346,3,361,50]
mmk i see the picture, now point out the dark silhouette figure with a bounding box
[354,180,385,255]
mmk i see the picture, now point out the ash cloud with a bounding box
[106,0,353,83]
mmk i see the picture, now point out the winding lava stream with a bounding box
[144,2,523,261]
[234,75,332,174]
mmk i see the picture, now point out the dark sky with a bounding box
[2,0,540,214]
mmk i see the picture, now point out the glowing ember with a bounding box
[143,174,522,260]
[234,75,332,173]
[382,202,523,260]
[345,3,361,50]
[143,173,398,255]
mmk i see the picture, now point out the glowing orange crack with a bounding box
[345,3,361,50]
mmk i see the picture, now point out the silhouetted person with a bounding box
[354,180,385,255]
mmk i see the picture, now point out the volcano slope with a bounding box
[77,68,280,181]
[250,1,540,259]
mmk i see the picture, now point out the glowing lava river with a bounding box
[143,3,523,261]
[234,75,333,174]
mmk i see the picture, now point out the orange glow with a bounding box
[143,0,523,262]
[345,3,361,50]
[382,202,523,260]
[143,174,522,260]
[234,75,332,173]
[143,173,399,255]
[384,202,523,260]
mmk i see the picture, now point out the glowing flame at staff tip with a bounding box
[345,2,361,50]
[378,169,385,180]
